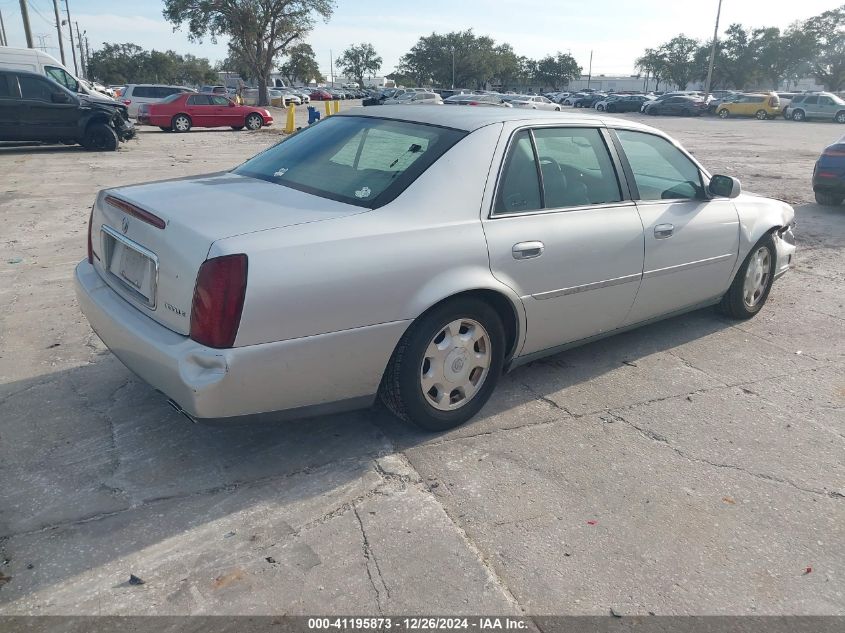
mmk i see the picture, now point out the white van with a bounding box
[0,46,95,97]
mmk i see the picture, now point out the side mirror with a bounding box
[709,174,741,199]
[51,91,72,104]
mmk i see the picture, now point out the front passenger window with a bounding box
[19,77,53,102]
[615,130,703,201]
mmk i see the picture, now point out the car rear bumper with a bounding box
[75,261,408,422]
[812,176,845,194]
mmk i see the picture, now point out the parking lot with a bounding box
[1,109,843,616]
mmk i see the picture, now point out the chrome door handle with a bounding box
[654,223,674,239]
[512,241,544,260]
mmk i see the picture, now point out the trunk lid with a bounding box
[89,172,364,336]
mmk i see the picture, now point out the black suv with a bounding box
[0,70,135,151]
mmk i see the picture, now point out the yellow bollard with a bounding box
[324,100,331,117]
[285,103,295,133]
[333,100,340,114]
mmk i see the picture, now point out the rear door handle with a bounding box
[654,224,674,239]
[512,241,544,260]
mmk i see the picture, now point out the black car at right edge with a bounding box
[813,136,845,206]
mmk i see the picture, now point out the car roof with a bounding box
[336,105,663,134]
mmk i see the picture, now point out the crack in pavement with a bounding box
[606,411,845,500]
[352,504,390,615]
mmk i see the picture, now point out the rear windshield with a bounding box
[233,116,466,208]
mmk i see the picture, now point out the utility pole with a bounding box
[0,9,7,47]
[75,22,84,78]
[19,0,34,48]
[85,37,91,75]
[586,50,593,90]
[64,0,78,75]
[329,49,334,87]
[703,0,723,101]
[450,46,455,89]
[52,0,66,64]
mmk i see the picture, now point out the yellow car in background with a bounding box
[717,93,782,120]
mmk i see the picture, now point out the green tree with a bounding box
[279,43,323,85]
[803,4,845,90]
[88,43,217,85]
[534,52,581,90]
[336,43,382,89]
[635,48,668,91]
[162,0,334,105]
[657,35,700,90]
[397,30,514,89]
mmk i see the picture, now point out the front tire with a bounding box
[81,123,119,151]
[815,191,844,206]
[835,111,845,124]
[379,298,505,431]
[718,109,729,119]
[246,113,263,130]
[719,234,776,320]
[792,109,805,122]
[755,109,768,120]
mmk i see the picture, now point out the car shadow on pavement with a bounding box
[0,303,739,607]
[0,143,86,155]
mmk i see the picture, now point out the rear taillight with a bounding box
[190,255,248,349]
[769,97,777,107]
[822,147,845,157]
[87,206,94,264]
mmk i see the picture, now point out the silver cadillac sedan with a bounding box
[75,107,796,431]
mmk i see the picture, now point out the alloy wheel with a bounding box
[743,246,772,308]
[420,318,491,412]
[174,116,190,132]
[247,114,263,130]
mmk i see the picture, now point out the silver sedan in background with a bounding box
[76,107,795,431]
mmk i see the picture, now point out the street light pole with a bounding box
[703,0,724,101]
[586,50,593,90]
[451,47,456,89]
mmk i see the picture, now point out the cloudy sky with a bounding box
[2,0,839,77]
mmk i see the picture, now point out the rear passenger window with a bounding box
[132,87,154,98]
[0,75,11,98]
[495,131,542,214]
[187,95,212,105]
[803,96,819,105]
[616,130,703,201]
[532,128,622,207]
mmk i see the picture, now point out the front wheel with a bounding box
[815,191,844,206]
[245,113,263,130]
[596,105,604,111]
[792,110,805,122]
[379,298,505,431]
[835,111,845,124]
[755,109,768,120]
[719,234,776,320]
[82,123,119,151]
[554,106,561,111]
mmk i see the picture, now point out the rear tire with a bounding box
[719,234,776,320]
[172,114,191,132]
[81,123,119,151]
[379,298,505,431]
[815,191,844,206]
